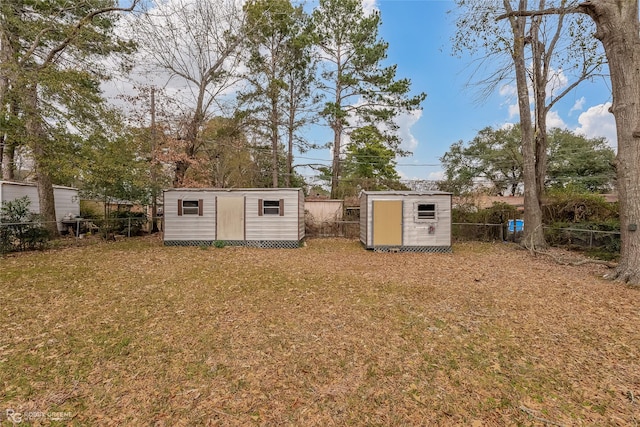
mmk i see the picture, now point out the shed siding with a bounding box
[360,193,367,245]
[360,191,452,249]
[298,191,305,240]
[163,191,216,241]
[0,182,79,231]
[1,183,40,212]
[54,188,81,220]
[401,196,451,246]
[163,188,304,244]
[245,191,299,240]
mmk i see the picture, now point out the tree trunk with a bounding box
[271,96,279,188]
[174,160,189,188]
[285,83,295,188]
[1,139,15,180]
[580,0,640,284]
[24,84,58,237]
[1,26,12,180]
[330,125,341,199]
[506,0,547,249]
[531,30,549,208]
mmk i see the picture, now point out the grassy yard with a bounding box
[0,237,638,426]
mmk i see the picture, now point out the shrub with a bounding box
[0,197,50,253]
[543,189,618,223]
[453,202,518,241]
[97,211,147,237]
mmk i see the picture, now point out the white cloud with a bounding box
[546,110,568,130]
[575,102,617,150]
[546,67,568,98]
[362,0,378,15]
[427,170,445,181]
[508,103,519,119]
[569,97,586,115]
[500,122,517,130]
[397,109,422,153]
[499,84,517,97]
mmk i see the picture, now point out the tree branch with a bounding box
[496,6,583,21]
[39,1,140,67]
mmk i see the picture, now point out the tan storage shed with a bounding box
[360,190,452,252]
[163,188,305,248]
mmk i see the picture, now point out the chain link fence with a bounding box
[305,220,360,239]
[2,216,621,257]
[1,217,164,254]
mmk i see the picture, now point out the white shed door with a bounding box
[217,197,244,240]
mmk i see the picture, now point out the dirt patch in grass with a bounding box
[1,238,639,426]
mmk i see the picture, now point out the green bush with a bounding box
[0,197,50,253]
[543,189,618,223]
[453,202,518,241]
[544,220,620,254]
[94,211,147,237]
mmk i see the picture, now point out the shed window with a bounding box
[179,199,203,216]
[258,199,284,216]
[416,203,436,220]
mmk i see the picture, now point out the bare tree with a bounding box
[134,0,246,187]
[499,0,640,284]
[454,0,604,249]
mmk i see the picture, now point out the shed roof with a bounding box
[0,180,78,191]
[164,188,302,193]
[360,190,452,196]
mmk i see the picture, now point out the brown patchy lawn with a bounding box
[0,237,638,426]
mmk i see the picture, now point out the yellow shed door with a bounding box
[372,200,403,246]
[217,197,244,240]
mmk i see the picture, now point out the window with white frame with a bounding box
[181,200,201,215]
[416,203,436,221]
[262,200,281,215]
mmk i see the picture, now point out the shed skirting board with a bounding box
[366,245,452,253]
[164,240,302,249]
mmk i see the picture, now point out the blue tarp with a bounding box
[508,219,524,232]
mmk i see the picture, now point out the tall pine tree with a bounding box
[311,0,425,198]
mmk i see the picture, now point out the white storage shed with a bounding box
[163,188,305,248]
[360,190,452,252]
[0,181,80,232]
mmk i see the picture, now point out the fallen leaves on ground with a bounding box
[0,237,638,426]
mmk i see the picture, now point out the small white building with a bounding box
[360,190,452,252]
[163,188,305,248]
[0,181,80,232]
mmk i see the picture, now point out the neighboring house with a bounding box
[0,181,80,232]
[360,190,452,252]
[163,188,305,248]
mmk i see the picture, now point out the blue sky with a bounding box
[112,0,617,185]
[302,0,616,183]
